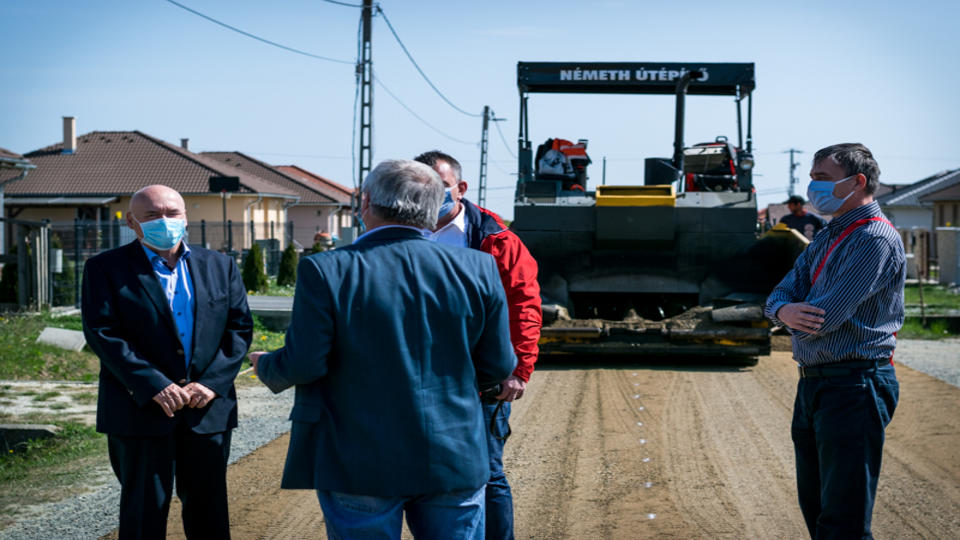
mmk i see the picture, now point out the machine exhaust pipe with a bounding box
[672,70,704,174]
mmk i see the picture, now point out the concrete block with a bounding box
[0,424,61,451]
[36,327,86,352]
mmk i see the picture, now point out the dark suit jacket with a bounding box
[82,240,253,436]
[257,227,516,496]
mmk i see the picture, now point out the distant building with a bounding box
[202,152,353,249]
[876,169,960,230]
[0,119,303,254]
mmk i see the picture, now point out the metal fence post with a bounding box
[112,216,120,248]
[249,220,255,243]
[227,219,233,253]
[74,217,81,308]
[200,219,206,248]
[287,220,294,246]
[270,221,275,241]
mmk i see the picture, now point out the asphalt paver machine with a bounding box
[511,62,803,358]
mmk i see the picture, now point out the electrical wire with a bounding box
[320,0,363,7]
[351,10,364,191]
[374,74,477,146]
[489,158,516,177]
[164,0,354,64]
[492,115,517,159]
[376,6,482,118]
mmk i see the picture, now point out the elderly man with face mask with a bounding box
[82,184,253,539]
[765,144,905,539]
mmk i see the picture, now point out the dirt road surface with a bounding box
[148,351,960,539]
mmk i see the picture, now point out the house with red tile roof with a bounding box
[202,152,354,248]
[0,118,300,253]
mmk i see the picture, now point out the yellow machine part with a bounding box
[762,222,810,246]
[595,185,676,207]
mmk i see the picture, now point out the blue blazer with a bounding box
[257,227,517,496]
[82,240,253,436]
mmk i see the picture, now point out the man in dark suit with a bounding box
[82,184,253,539]
[251,160,516,539]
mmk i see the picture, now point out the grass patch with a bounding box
[250,315,285,353]
[905,283,960,308]
[0,422,108,527]
[32,391,61,402]
[71,392,97,404]
[899,318,955,339]
[233,316,286,385]
[0,312,98,381]
[48,403,70,410]
[249,276,295,297]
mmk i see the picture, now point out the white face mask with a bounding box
[806,175,857,214]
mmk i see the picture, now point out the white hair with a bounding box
[363,160,444,229]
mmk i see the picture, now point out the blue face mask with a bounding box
[135,216,186,250]
[806,175,856,215]
[437,188,455,219]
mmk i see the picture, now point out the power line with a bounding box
[492,115,517,159]
[374,75,476,146]
[490,157,515,177]
[320,0,363,7]
[376,6,482,118]
[163,0,353,64]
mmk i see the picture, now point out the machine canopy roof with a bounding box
[518,62,755,96]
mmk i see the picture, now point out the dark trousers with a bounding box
[791,363,898,539]
[107,422,232,540]
[482,400,513,540]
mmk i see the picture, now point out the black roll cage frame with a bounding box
[516,62,755,184]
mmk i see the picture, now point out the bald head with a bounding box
[129,185,186,219]
[126,185,188,252]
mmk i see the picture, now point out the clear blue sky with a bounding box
[3,0,958,220]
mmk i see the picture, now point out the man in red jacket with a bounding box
[415,150,542,539]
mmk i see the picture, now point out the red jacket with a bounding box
[462,200,542,382]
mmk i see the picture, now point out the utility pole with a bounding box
[784,148,803,197]
[356,0,374,216]
[477,106,490,208]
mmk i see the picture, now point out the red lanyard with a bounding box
[809,215,897,364]
[810,217,894,286]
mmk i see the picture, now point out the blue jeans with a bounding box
[316,485,485,540]
[791,362,899,539]
[482,400,514,540]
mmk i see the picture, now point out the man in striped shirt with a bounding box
[765,143,905,539]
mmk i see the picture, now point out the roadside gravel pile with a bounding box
[0,384,293,540]
[894,338,960,388]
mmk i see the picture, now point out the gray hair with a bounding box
[362,160,444,229]
[813,143,881,195]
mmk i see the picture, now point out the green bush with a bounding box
[276,244,299,287]
[241,244,268,293]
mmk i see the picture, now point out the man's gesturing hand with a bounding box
[495,375,526,402]
[777,302,826,334]
[249,351,266,376]
[152,383,191,418]
[184,382,216,408]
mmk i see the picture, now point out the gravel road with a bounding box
[890,338,960,388]
[1,337,957,539]
[0,384,293,540]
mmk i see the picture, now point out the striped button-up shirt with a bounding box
[765,201,905,366]
[141,242,196,369]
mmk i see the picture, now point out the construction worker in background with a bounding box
[780,194,828,241]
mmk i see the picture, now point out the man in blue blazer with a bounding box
[251,160,516,539]
[82,185,253,539]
